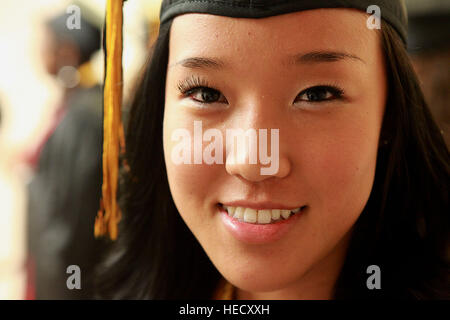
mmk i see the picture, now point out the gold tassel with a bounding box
[95,0,125,240]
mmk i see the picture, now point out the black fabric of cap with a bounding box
[159,0,408,45]
[47,12,101,64]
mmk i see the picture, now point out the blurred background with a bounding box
[0,0,448,299]
[0,0,162,299]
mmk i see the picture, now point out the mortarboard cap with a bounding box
[160,0,408,45]
[46,2,102,65]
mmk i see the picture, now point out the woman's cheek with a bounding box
[163,123,222,223]
[303,123,379,228]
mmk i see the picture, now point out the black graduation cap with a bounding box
[46,3,102,65]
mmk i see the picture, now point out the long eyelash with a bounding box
[177,75,211,94]
[326,85,345,97]
[310,84,345,98]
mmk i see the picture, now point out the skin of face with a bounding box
[163,9,387,299]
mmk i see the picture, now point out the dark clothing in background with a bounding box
[27,86,105,299]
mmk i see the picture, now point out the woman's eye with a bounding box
[295,86,344,103]
[184,87,227,105]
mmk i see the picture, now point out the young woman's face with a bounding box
[163,9,387,298]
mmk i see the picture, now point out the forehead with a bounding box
[168,9,379,67]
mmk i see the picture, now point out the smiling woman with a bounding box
[95,0,449,300]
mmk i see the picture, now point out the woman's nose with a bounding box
[224,128,291,182]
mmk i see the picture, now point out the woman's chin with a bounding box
[222,267,303,294]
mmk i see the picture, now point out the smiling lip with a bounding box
[218,204,306,244]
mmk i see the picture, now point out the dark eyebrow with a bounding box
[286,51,365,65]
[170,51,365,70]
[169,57,225,70]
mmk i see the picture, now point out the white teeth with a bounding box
[223,205,303,224]
[243,208,257,223]
[257,210,272,224]
[234,206,245,220]
[281,209,291,219]
[271,209,281,220]
[226,206,236,217]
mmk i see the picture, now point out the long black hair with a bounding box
[95,20,449,299]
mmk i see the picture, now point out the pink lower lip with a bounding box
[219,206,305,245]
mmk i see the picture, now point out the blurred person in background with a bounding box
[26,4,106,299]
[408,3,450,148]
